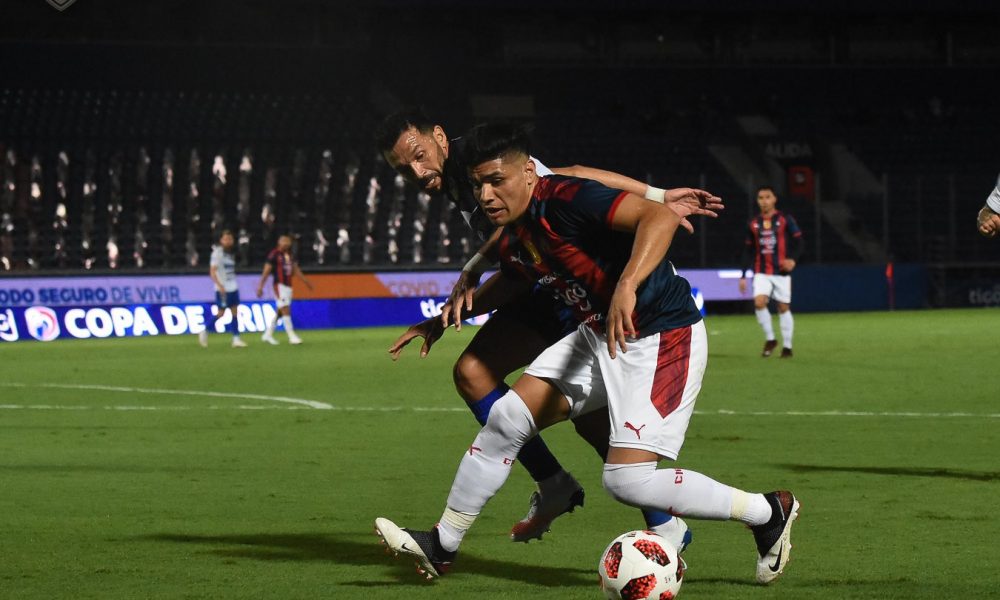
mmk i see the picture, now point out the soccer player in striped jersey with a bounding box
[376,108,721,548]
[257,235,313,345]
[199,229,246,348]
[375,123,798,584]
[739,186,804,358]
[976,174,1000,237]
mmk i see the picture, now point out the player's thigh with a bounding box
[523,325,607,428]
[459,310,557,381]
[771,276,792,305]
[752,273,773,300]
[597,320,708,461]
[276,284,293,310]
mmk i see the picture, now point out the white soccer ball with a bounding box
[598,530,684,600]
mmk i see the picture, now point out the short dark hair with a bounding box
[460,122,532,168]
[218,229,234,240]
[756,185,777,197]
[374,107,436,154]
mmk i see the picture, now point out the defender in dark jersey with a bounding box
[375,108,721,545]
[738,186,804,357]
[375,123,798,585]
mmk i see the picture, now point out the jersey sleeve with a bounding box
[786,214,803,237]
[530,155,554,177]
[546,177,629,235]
[209,247,221,268]
[987,182,1000,213]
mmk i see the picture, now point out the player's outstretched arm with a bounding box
[551,165,722,233]
[605,193,682,358]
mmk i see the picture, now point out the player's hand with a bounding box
[779,259,796,272]
[304,280,315,291]
[738,278,748,295]
[606,279,638,359]
[256,286,263,298]
[216,284,226,295]
[388,318,446,361]
[663,188,723,234]
[441,270,483,331]
[977,205,1000,238]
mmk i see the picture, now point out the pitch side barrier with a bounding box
[0,266,929,343]
[0,269,733,343]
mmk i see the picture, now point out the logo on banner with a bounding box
[24,306,61,341]
[45,0,78,11]
[0,308,19,342]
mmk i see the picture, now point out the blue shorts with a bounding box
[215,290,240,309]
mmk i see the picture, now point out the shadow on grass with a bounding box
[782,464,998,482]
[144,532,593,588]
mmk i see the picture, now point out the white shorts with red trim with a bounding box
[524,319,707,459]
[752,273,792,304]
[275,283,293,309]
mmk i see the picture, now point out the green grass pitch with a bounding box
[1,309,998,599]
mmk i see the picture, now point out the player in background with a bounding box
[976,174,1000,237]
[257,234,314,345]
[738,186,803,358]
[376,108,722,547]
[375,123,798,584]
[199,229,246,348]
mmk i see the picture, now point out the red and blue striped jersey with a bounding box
[744,211,802,275]
[497,175,702,338]
[266,248,295,287]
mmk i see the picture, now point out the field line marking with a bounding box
[0,382,333,410]
[0,384,998,419]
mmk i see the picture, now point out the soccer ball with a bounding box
[598,530,684,600]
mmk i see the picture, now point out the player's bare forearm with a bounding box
[551,165,649,198]
[611,194,679,289]
[446,271,530,324]
[293,265,313,289]
[257,264,272,294]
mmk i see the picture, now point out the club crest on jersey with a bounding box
[523,240,543,264]
[763,219,772,230]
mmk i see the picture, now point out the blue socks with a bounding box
[643,509,674,528]
[467,385,561,482]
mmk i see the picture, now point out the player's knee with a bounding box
[453,352,497,400]
[754,297,768,310]
[776,303,790,313]
[602,462,656,508]
[483,392,537,446]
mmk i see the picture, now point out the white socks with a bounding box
[755,308,775,341]
[602,462,772,526]
[282,315,295,334]
[266,315,278,336]
[438,390,538,552]
[779,310,794,349]
[758,308,794,349]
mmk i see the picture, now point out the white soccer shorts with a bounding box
[275,283,293,309]
[524,319,707,459]
[752,273,792,304]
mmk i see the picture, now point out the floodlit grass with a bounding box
[1,309,998,599]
